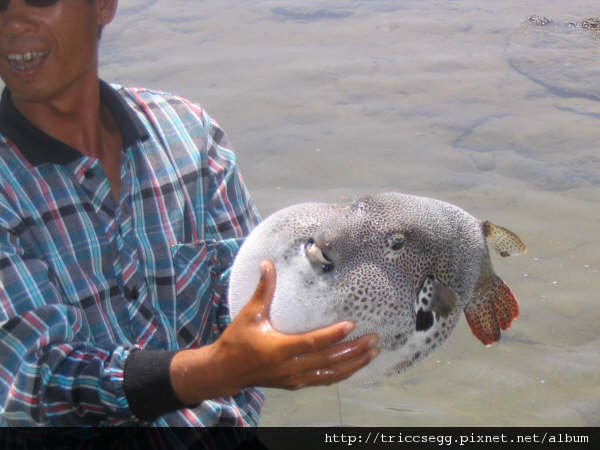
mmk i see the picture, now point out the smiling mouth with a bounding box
[6,51,49,72]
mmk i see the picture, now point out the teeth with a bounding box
[306,242,332,264]
[7,51,48,62]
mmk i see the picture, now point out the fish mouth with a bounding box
[304,239,334,272]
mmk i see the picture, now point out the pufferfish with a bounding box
[228,192,527,383]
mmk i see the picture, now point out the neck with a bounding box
[12,70,118,161]
[12,70,124,201]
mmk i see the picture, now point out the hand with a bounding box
[170,260,380,404]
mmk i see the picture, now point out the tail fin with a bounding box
[464,276,519,346]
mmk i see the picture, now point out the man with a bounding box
[0,0,379,439]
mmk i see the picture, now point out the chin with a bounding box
[2,77,61,104]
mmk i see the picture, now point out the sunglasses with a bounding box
[0,0,59,12]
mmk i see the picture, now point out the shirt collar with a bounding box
[0,80,149,166]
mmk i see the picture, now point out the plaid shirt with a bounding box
[0,81,264,432]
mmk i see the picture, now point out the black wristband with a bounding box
[123,349,187,422]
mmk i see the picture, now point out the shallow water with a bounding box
[100,0,600,426]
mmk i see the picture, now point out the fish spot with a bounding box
[416,308,434,331]
[391,333,408,350]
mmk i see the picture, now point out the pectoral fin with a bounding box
[482,221,527,257]
[415,276,459,333]
[431,279,459,318]
[464,276,519,346]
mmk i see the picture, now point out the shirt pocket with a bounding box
[169,238,243,347]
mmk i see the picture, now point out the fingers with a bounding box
[243,261,356,358]
[268,333,379,390]
[284,344,380,390]
[246,260,276,316]
[284,333,379,375]
[278,320,357,357]
[232,260,382,391]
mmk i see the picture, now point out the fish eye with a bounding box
[391,240,405,251]
[388,235,406,251]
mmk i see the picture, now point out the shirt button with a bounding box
[84,170,94,179]
[129,287,139,300]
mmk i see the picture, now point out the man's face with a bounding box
[0,0,114,103]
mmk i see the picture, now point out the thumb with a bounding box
[248,260,277,315]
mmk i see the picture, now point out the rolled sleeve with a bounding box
[0,213,135,426]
